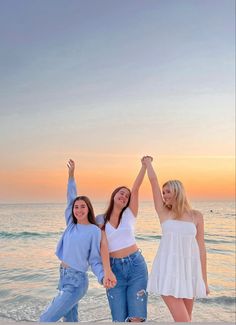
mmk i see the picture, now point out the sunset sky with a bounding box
[0,0,235,203]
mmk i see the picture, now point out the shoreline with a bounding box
[0,317,236,325]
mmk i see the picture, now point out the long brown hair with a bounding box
[102,186,131,229]
[162,180,191,219]
[72,196,97,225]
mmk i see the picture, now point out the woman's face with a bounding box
[113,188,130,208]
[162,185,175,206]
[73,199,89,224]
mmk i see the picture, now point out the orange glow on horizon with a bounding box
[0,155,234,203]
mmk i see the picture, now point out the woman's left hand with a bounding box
[103,270,117,289]
[141,156,153,166]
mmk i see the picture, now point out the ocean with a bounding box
[0,200,235,322]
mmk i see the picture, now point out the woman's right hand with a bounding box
[141,155,153,166]
[103,270,117,289]
[67,159,75,178]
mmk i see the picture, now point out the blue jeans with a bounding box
[107,250,148,322]
[40,265,88,322]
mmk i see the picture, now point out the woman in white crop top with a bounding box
[96,158,148,322]
[143,156,209,322]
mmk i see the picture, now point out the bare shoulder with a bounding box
[192,209,204,225]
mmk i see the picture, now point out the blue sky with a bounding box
[0,0,235,202]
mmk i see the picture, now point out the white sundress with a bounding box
[147,219,207,299]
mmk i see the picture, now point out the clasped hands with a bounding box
[102,270,117,289]
[141,155,153,165]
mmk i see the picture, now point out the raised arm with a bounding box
[142,157,165,219]
[195,211,210,295]
[65,159,77,225]
[129,159,147,216]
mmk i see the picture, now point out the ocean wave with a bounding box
[208,248,234,255]
[206,233,235,239]
[198,296,235,306]
[225,213,236,217]
[136,235,161,241]
[205,238,235,245]
[0,231,61,239]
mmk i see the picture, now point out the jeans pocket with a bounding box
[131,253,145,267]
[64,269,85,288]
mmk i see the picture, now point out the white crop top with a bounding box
[96,207,136,253]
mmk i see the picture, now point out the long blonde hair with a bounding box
[162,180,191,219]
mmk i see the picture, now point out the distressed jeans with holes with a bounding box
[107,250,148,322]
[39,265,88,322]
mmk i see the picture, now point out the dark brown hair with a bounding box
[72,196,97,225]
[102,186,131,229]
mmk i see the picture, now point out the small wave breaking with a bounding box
[198,296,235,306]
[0,231,61,239]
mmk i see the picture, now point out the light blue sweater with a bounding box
[56,178,104,284]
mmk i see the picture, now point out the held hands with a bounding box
[67,159,75,178]
[103,270,117,289]
[141,155,153,166]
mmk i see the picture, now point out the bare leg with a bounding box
[129,317,144,322]
[183,298,194,321]
[161,295,191,322]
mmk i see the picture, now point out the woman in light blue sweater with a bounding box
[40,159,111,322]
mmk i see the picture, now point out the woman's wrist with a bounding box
[104,267,112,275]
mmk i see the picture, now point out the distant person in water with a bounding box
[39,159,116,322]
[96,157,148,322]
[143,156,209,322]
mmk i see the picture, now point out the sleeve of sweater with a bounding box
[88,228,104,285]
[65,178,77,226]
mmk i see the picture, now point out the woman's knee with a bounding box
[162,296,190,322]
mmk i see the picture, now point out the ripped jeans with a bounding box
[39,265,88,322]
[107,250,148,322]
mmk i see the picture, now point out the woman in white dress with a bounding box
[143,156,209,322]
